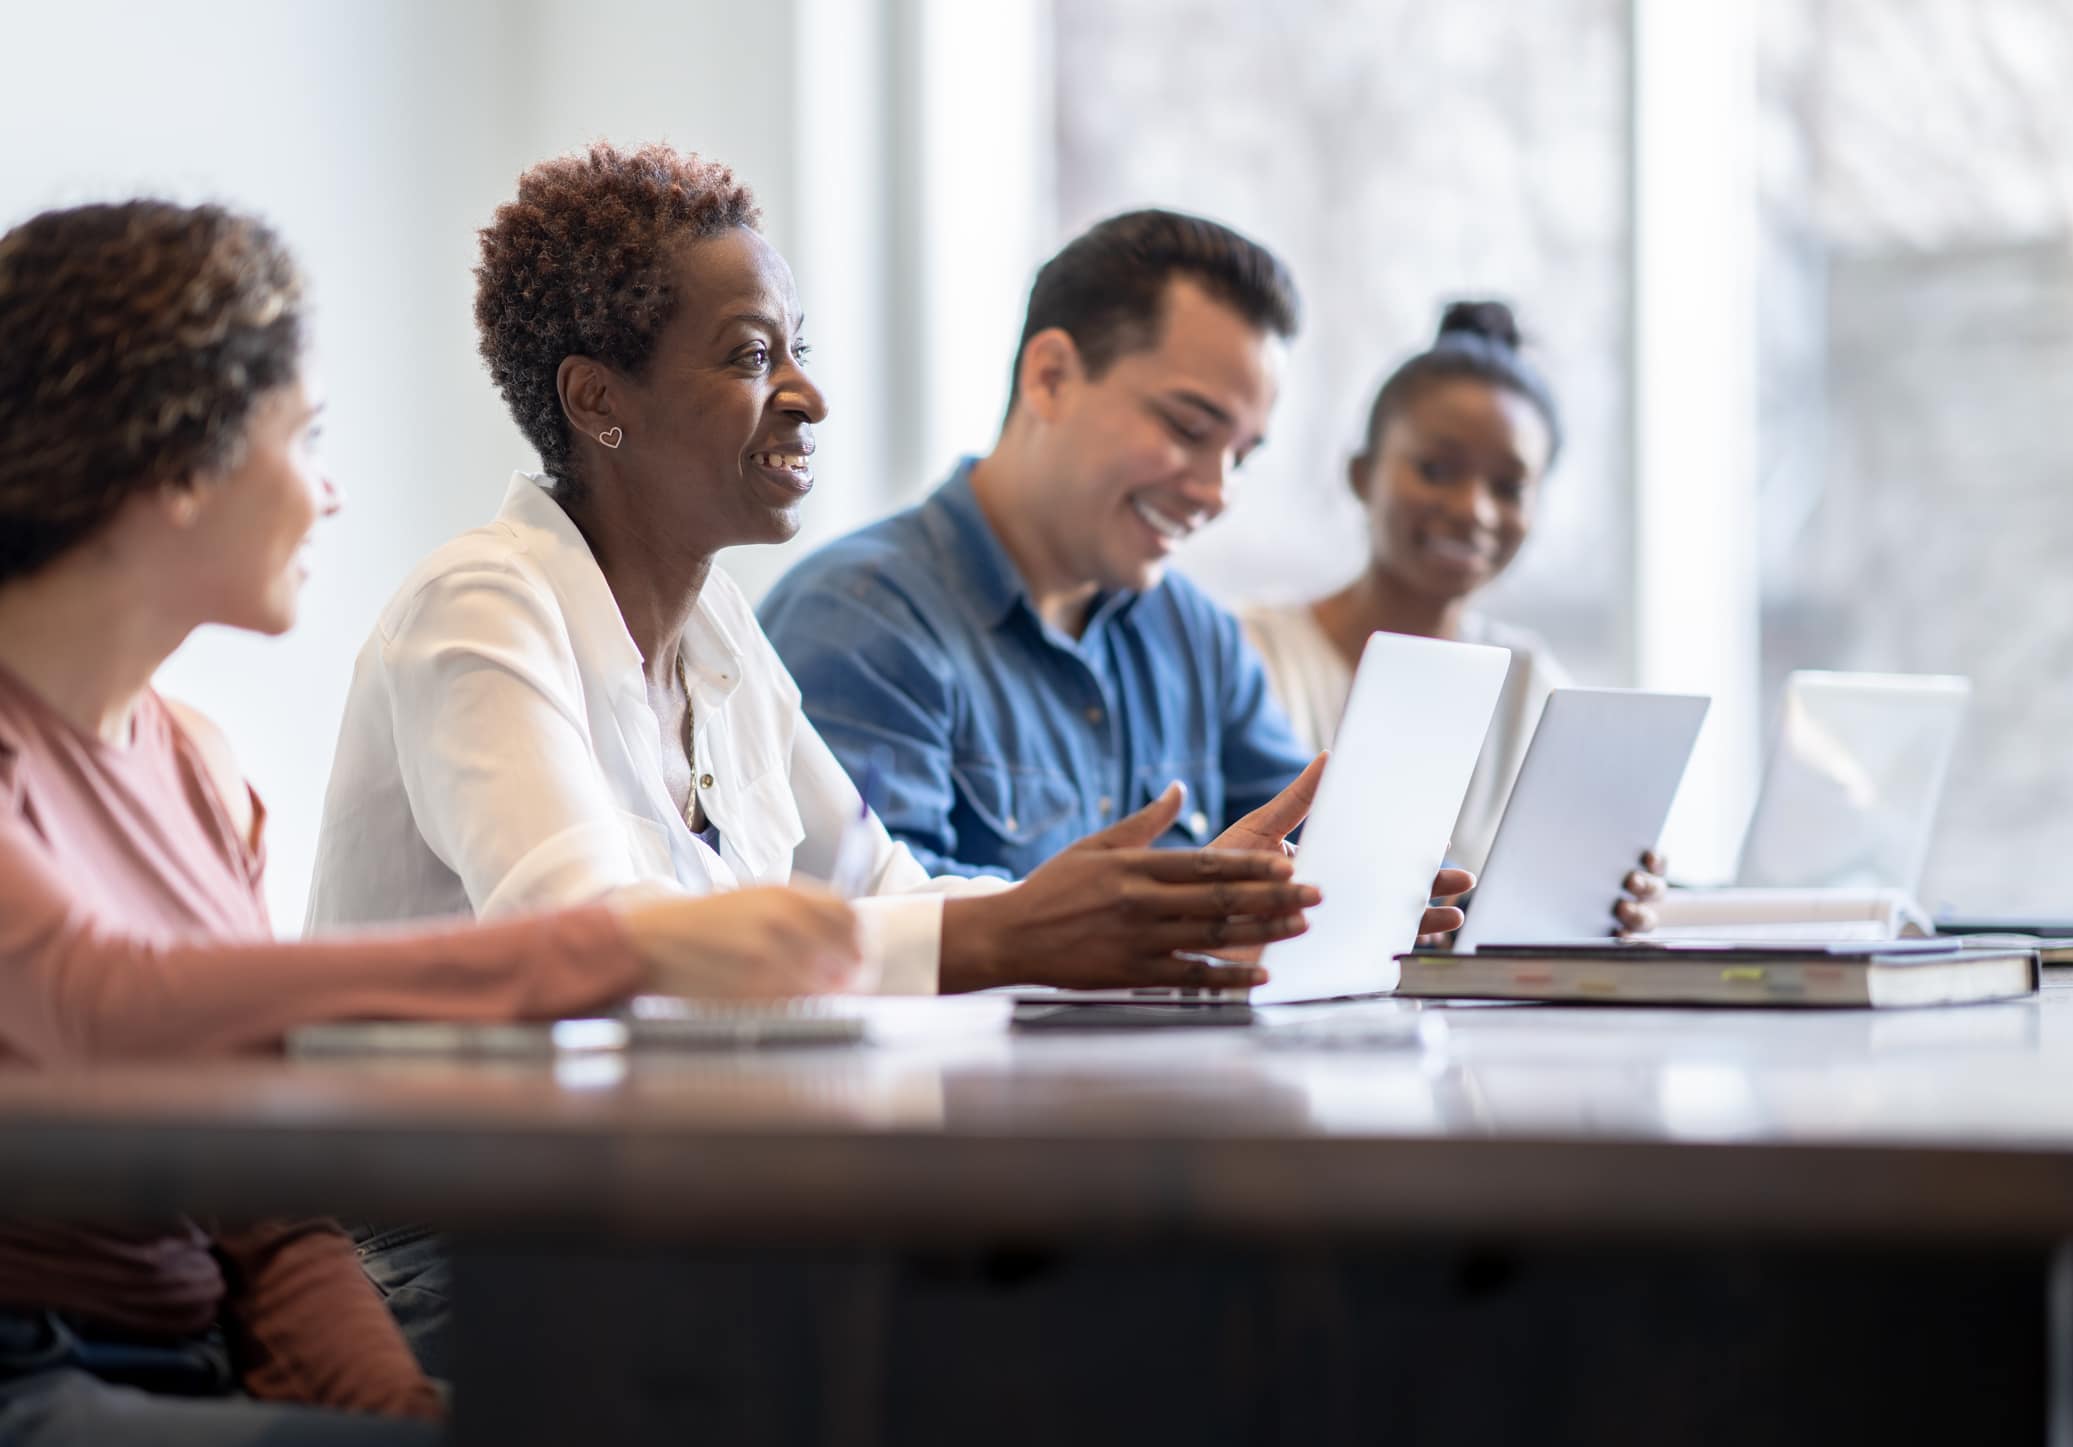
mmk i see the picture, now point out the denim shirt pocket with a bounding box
[949,760,1083,864]
[1133,758,1221,847]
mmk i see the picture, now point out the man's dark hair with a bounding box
[1005,209,1301,419]
[0,200,305,585]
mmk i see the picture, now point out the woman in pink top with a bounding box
[0,202,860,1443]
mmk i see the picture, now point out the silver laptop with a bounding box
[1024,629,1511,1006]
[1451,688,1710,952]
[1734,670,1969,892]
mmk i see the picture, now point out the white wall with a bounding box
[2,0,514,929]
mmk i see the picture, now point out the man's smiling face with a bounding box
[1039,276,1284,595]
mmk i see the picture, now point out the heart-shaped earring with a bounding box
[597,426,623,449]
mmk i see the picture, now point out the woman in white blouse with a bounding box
[1244,302,1647,880]
[307,143,1369,999]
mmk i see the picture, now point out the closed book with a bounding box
[1394,942,2038,1007]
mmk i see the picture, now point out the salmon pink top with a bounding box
[0,661,646,1416]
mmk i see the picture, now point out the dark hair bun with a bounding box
[1436,299,1521,351]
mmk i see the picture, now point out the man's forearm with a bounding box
[938,896,1007,993]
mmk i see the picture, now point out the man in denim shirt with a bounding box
[762,211,1660,926]
[762,211,1315,881]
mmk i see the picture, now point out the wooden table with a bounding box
[6,987,2072,1443]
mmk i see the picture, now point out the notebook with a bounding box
[1395,939,2038,1008]
[1936,917,2073,938]
[285,996,868,1057]
[1945,935,2073,966]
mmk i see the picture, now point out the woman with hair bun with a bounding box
[1243,301,1588,877]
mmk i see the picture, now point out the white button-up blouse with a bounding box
[306,473,997,993]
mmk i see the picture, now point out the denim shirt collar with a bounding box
[929,458,1139,641]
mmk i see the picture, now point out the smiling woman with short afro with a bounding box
[474,142,759,500]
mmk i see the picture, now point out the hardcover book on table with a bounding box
[1395,940,2038,1008]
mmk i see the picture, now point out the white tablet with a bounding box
[1021,630,1509,1007]
[1451,688,1710,951]
[1249,630,1511,1002]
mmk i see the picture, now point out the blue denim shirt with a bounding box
[759,460,1314,879]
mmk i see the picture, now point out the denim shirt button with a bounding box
[1187,810,1210,839]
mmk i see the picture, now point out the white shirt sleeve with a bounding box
[370,537,1005,996]
[381,562,651,918]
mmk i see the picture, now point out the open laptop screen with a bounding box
[1735,671,1969,892]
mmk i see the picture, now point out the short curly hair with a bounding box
[474,142,761,498]
[0,200,305,585]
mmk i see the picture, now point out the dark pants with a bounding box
[0,1311,440,1446]
[352,1224,456,1381]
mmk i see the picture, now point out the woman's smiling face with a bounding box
[596,227,827,554]
[1357,376,1552,604]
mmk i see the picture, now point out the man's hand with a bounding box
[1614,850,1668,935]
[1209,756,1471,941]
[940,783,1321,992]
[1209,754,1327,857]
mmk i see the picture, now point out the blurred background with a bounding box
[4,0,2070,927]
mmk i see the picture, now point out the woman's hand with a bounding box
[1614,850,1669,935]
[615,885,862,997]
[1414,867,1478,945]
[941,785,1321,992]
